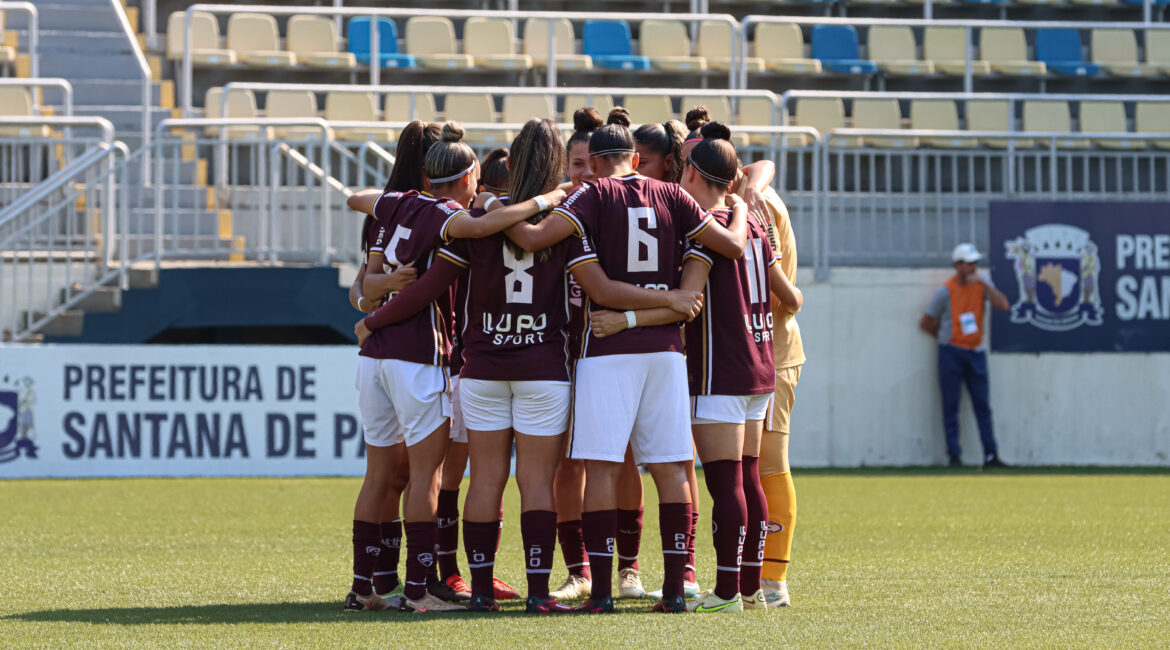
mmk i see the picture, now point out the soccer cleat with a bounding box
[656,594,687,613]
[549,574,591,600]
[343,591,389,612]
[948,454,962,468]
[983,456,1011,470]
[492,577,520,599]
[741,588,769,611]
[525,595,573,614]
[468,594,500,612]
[572,596,614,614]
[401,593,467,613]
[761,578,791,607]
[427,575,470,601]
[646,580,700,600]
[687,591,743,613]
[618,567,646,599]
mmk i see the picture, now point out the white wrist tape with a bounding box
[534,194,550,212]
[483,195,500,211]
[624,310,637,330]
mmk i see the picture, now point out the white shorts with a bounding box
[691,394,773,425]
[356,356,452,447]
[569,352,693,464]
[459,378,571,437]
[449,374,468,444]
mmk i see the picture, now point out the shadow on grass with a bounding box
[5,602,550,625]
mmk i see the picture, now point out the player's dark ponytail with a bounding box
[363,120,441,253]
[505,118,566,262]
[687,121,739,189]
[479,147,509,196]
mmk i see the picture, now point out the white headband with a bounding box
[430,161,476,185]
[687,153,734,185]
[589,148,635,158]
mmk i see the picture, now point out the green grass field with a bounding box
[2,470,1168,647]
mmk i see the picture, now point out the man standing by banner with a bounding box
[920,243,1011,469]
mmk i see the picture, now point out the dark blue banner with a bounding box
[990,201,1170,353]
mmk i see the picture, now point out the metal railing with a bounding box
[780,90,1170,120]
[0,116,114,211]
[0,78,72,117]
[180,4,743,114]
[0,2,38,78]
[110,0,153,180]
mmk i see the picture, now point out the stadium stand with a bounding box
[868,26,935,76]
[325,91,395,142]
[810,25,878,75]
[1035,28,1101,76]
[166,11,235,65]
[287,15,355,70]
[924,26,992,76]
[346,17,415,69]
[523,18,592,70]
[639,19,707,72]
[227,13,295,68]
[980,27,1047,76]
[754,23,823,75]
[1090,28,1157,76]
[583,20,651,70]
[465,17,533,71]
[405,16,474,70]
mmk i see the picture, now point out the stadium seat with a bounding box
[811,25,877,75]
[265,90,323,140]
[405,17,474,70]
[1143,31,1170,74]
[0,87,49,137]
[1080,101,1142,150]
[384,93,438,123]
[868,26,935,76]
[795,98,860,147]
[910,100,977,148]
[563,93,614,117]
[324,92,395,142]
[737,96,790,146]
[701,21,760,72]
[1091,29,1156,77]
[166,11,236,65]
[347,17,415,69]
[1017,0,1064,5]
[287,16,355,69]
[503,94,556,123]
[1134,102,1170,149]
[582,21,650,70]
[0,10,12,65]
[203,87,268,140]
[853,99,918,148]
[1071,0,1117,5]
[680,96,747,146]
[925,27,991,76]
[980,28,1045,77]
[445,94,511,145]
[968,100,1032,149]
[1035,29,1100,76]
[754,24,822,75]
[524,18,592,70]
[465,17,533,71]
[639,20,707,72]
[226,13,296,68]
[1023,101,1090,148]
[624,95,674,124]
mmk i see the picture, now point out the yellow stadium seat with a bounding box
[1070,0,1116,5]
[287,15,355,69]
[0,87,49,137]
[980,28,1046,77]
[852,99,918,148]
[324,92,395,142]
[624,95,674,125]
[465,17,533,71]
[868,26,934,76]
[166,11,236,65]
[203,87,269,140]
[700,21,761,72]
[1091,29,1157,78]
[1080,100,1141,150]
[755,23,823,75]
[910,100,977,149]
[924,27,991,76]
[639,20,707,72]
[406,17,474,70]
[1017,0,1063,4]
[227,13,295,68]
[737,96,790,146]
[1134,102,1170,149]
[1023,101,1089,148]
[796,98,858,147]
[564,94,614,119]
[265,90,322,140]
[446,94,511,145]
[503,95,555,123]
[968,100,1032,149]
[524,18,592,70]
[384,93,438,123]
[0,9,9,63]
[1143,31,1170,74]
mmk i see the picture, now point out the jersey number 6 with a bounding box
[627,207,659,273]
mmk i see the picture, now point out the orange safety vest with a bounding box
[945,276,985,350]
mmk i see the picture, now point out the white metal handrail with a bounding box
[0,2,38,78]
[0,79,72,116]
[182,4,742,114]
[110,0,153,180]
[0,116,114,147]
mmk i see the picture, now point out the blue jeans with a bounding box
[938,344,998,460]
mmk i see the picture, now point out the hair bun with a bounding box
[700,120,732,142]
[685,106,711,132]
[440,121,465,143]
[573,107,603,132]
[607,106,631,128]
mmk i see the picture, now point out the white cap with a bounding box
[952,243,982,263]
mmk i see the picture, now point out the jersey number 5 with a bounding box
[503,243,535,304]
[383,226,413,269]
[627,207,659,273]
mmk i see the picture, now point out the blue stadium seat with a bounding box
[348,17,415,68]
[1120,0,1170,4]
[811,25,877,75]
[1036,29,1101,76]
[583,21,651,70]
[961,0,1007,4]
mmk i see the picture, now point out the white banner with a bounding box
[0,345,369,478]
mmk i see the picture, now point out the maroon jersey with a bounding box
[554,173,713,358]
[684,208,778,396]
[437,231,572,382]
[360,190,468,365]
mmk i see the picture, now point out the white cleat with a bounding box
[645,580,701,600]
[761,578,791,607]
[402,592,467,613]
[549,573,591,601]
[741,588,770,611]
[686,590,743,613]
[618,567,646,599]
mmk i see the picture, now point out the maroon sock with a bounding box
[403,521,436,601]
[436,489,461,580]
[703,460,747,600]
[616,508,643,571]
[372,519,402,595]
[659,502,693,599]
[463,520,499,598]
[521,510,557,598]
[351,520,382,596]
[741,455,769,595]
[582,509,617,599]
[496,501,505,552]
[557,520,591,580]
[684,507,700,583]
